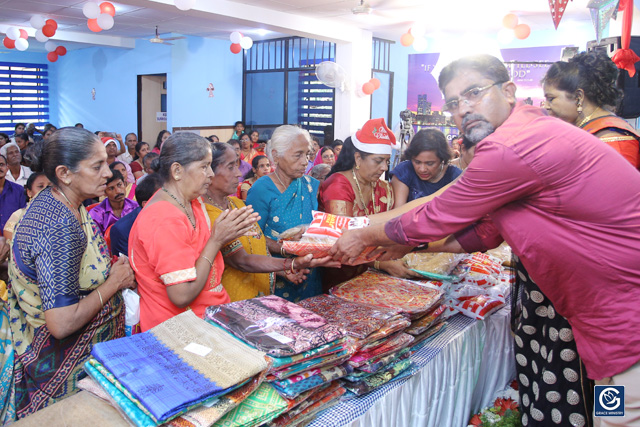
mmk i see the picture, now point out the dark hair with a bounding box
[438,54,510,93]
[331,139,343,149]
[125,132,136,141]
[327,137,370,178]
[250,130,260,138]
[234,121,245,127]
[135,173,162,204]
[43,123,57,133]
[0,132,9,142]
[0,154,6,163]
[25,171,46,192]
[206,135,219,142]
[321,146,335,157]
[244,155,268,179]
[227,139,240,148]
[323,125,334,145]
[153,132,210,183]
[42,127,100,186]
[133,141,149,161]
[155,130,170,150]
[460,134,474,150]
[14,123,25,131]
[107,170,124,186]
[542,50,622,110]
[109,161,126,172]
[210,142,233,172]
[15,133,29,143]
[402,129,451,163]
[23,140,44,171]
[75,123,83,128]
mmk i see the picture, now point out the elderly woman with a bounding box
[319,118,418,282]
[128,132,258,331]
[204,142,332,301]
[390,129,461,208]
[246,125,323,302]
[542,50,640,168]
[5,127,136,419]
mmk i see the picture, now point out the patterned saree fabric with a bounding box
[410,322,447,351]
[267,348,351,381]
[342,358,412,396]
[330,270,443,318]
[405,304,447,335]
[348,332,414,368]
[296,295,400,339]
[345,348,411,378]
[350,317,411,350]
[268,381,346,427]
[213,383,288,427]
[272,364,352,399]
[204,295,343,357]
[91,311,268,423]
[267,339,345,370]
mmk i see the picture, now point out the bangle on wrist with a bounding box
[96,288,104,307]
[374,260,381,270]
[280,246,287,257]
[282,258,288,272]
[200,255,214,269]
[290,258,296,274]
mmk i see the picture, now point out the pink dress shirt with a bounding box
[385,105,640,380]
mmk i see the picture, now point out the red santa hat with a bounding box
[101,137,118,147]
[351,118,396,155]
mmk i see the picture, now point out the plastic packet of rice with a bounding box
[303,211,369,241]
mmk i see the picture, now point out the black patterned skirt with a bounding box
[512,256,594,427]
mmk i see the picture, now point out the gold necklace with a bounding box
[53,187,81,221]
[576,106,603,128]
[163,188,196,229]
[206,193,230,211]
[352,168,379,216]
[273,168,288,190]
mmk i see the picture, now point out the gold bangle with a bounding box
[96,289,104,307]
[290,258,296,274]
[374,260,381,270]
[280,246,287,257]
[200,255,214,269]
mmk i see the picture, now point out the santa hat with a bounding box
[101,137,118,147]
[351,118,396,155]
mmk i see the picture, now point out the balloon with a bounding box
[502,13,518,29]
[45,19,58,30]
[30,15,46,29]
[230,43,242,54]
[413,37,428,52]
[230,31,242,44]
[174,0,196,11]
[47,52,58,62]
[400,32,414,47]
[35,29,49,43]
[240,36,253,50]
[370,78,381,90]
[55,46,67,56]
[410,23,427,38]
[42,24,55,37]
[3,37,15,49]
[15,38,29,51]
[6,27,20,40]
[97,13,114,30]
[514,23,531,40]
[83,2,101,19]
[362,82,375,95]
[19,29,29,39]
[45,41,57,52]
[88,18,102,32]
[100,2,116,17]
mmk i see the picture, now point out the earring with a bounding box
[577,101,583,115]
[174,175,181,181]
[64,180,71,185]
[355,165,360,170]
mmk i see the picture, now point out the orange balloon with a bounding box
[45,19,58,30]
[42,24,55,37]
[47,52,58,62]
[400,32,414,47]
[370,78,381,90]
[514,23,531,40]
[19,29,28,39]
[3,37,15,49]
[55,46,67,56]
[88,18,102,32]
[362,82,375,95]
[100,2,116,17]
[502,13,518,29]
[230,43,241,54]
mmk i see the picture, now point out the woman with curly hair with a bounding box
[543,50,640,167]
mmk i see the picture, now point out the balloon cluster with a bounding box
[45,42,68,62]
[502,13,531,40]
[361,78,381,95]
[29,15,60,45]
[399,23,429,52]
[82,2,116,33]
[3,27,30,51]
[229,32,253,54]
[174,0,196,10]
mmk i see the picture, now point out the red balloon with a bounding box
[87,18,102,32]
[370,78,381,90]
[100,2,116,17]
[47,51,58,62]
[3,37,16,49]
[230,43,241,54]
[55,46,67,56]
[400,32,414,47]
[502,13,518,29]
[45,19,58,30]
[19,29,29,39]
[362,82,375,95]
[42,24,55,37]
[514,23,531,40]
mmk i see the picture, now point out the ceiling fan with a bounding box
[148,26,186,45]
[352,0,372,14]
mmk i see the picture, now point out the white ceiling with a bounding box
[0,0,601,51]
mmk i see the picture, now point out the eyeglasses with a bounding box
[442,81,506,113]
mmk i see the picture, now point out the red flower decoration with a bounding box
[469,414,483,426]
[612,48,640,78]
[510,379,519,391]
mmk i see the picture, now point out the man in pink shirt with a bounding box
[332,55,640,427]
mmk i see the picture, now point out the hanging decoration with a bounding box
[83,2,116,32]
[399,25,428,51]
[587,0,619,42]
[361,77,382,96]
[230,43,242,54]
[502,13,519,29]
[229,31,253,53]
[400,32,414,47]
[548,0,571,29]
[514,23,531,39]
[499,13,531,42]
[207,83,215,97]
[47,51,59,62]
[174,0,196,11]
[611,0,639,76]
[3,27,28,51]
[3,37,15,50]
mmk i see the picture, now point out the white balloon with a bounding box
[30,15,46,29]
[6,27,20,40]
[35,29,49,43]
[410,22,427,39]
[97,13,114,30]
[15,38,29,51]
[174,0,196,11]
[82,2,100,19]
[412,37,428,52]
[230,31,242,44]
[45,41,58,52]
[240,36,253,50]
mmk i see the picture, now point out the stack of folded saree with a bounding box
[84,311,269,427]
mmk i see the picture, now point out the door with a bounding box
[137,74,167,147]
